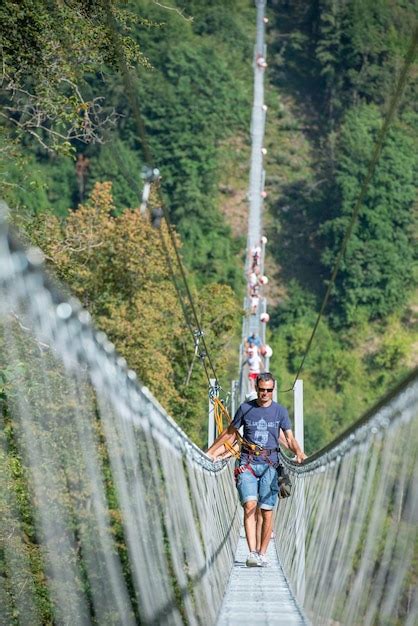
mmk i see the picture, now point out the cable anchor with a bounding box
[208,381,221,401]
[193,329,204,356]
[140,166,161,214]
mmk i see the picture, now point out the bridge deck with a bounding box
[217,532,307,625]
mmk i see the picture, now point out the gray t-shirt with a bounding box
[232,400,291,464]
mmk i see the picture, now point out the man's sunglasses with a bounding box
[258,387,274,393]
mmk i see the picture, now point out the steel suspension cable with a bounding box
[282,25,418,393]
[112,137,215,387]
[110,142,197,345]
[100,0,221,389]
[0,215,240,625]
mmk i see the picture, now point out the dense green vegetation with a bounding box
[267,0,418,449]
[2,0,252,288]
[1,1,418,622]
[2,0,253,444]
[1,0,417,454]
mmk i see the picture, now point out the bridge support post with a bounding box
[294,379,304,451]
[293,379,305,606]
[207,378,218,448]
[231,380,237,418]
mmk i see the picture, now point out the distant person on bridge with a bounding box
[249,280,260,297]
[250,293,260,315]
[256,54,267,69]
[247,269,259,295]
[247,351,263,389]
[246,332,262,350]
[250,244,261,270]
[207,372,306,568]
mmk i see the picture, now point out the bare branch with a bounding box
[152,1,193,21]
[1,73,120,150]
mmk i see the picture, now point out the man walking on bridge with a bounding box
[208,372,306,567]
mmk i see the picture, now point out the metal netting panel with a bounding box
[275,373,418,625]
[0,217,240,625]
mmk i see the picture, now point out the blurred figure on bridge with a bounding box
[250,244,261,271]
[247,268,260,296]
[247,350,263,390]
[207,372,306,567]
[246,332,262,351]
[250,293,260,315]
[256,54,267,69]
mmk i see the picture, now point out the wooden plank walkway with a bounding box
[217,532,308,625]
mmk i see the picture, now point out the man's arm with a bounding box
[282,429,307,463]
[279,429,290,450]
[207,423,238,460]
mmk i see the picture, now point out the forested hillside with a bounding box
[1,0,254,445]
[265,0,418,450]
[1,0,417,452]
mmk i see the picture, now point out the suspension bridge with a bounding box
[1,1,418,625]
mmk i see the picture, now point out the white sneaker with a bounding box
[245,551,260,567]
[257,553,269,567]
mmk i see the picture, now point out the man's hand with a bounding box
[207,425,237,461]
[283,429,307,464]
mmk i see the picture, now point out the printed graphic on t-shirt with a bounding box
[254,418,268,447]
[232,401,292,464]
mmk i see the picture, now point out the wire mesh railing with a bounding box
[275,369,418,625]
[3,201,418,625]
[0,210,240,625]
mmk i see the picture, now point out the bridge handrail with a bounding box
[275,363,418,624]
[1,209,226,475]
[280,365,418,473]
[0,209,239,625]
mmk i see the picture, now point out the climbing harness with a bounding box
[212,397,291,496]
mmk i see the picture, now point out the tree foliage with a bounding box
[314,0,418,126]
[269,0,418,451]
[321,104,418,324]
[0,0,146,153]
[2,0,252,292]
[25,182,240,444]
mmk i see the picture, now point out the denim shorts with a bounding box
[236,463,279,510]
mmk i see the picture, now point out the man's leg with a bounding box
[259,509,274,555]
[243,501,258,552]
[236,466,260,565]
[257,465,279,558]
[255,507,262,552]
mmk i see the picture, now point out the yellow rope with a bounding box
[213,398,240,458]
[213,397,273,459]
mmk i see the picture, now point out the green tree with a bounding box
[314,0,418,125]
[135,39,249,287]
[0,0,145,153]
[321,104,418,325]
[26,182,240,445]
